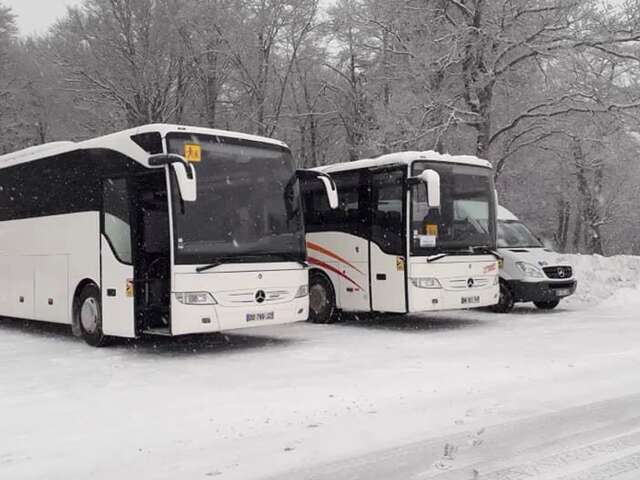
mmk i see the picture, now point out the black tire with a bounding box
[308,271,336,324]
[534,300,560,310]
[491,281,515,313]
[76,284,108,347]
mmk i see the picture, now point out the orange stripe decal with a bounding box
[308,257,364,291]
[306,241,364,275]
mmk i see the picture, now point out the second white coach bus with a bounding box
[0,124,337,346]
[301,151,500,323]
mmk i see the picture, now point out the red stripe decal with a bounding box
[306,241,364,275]
[308,257,365,291]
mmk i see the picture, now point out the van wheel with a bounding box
[308,272,336,324]
[534,300,560,310]
[76,284,108,347]
[491,282,515,313]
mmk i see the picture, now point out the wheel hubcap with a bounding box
[80,298,99,334]
[309,284,328,315]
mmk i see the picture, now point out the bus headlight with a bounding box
[295,285,309,298]
[410,277,442,289]
[175,292,217,305]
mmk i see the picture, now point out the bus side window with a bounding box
[103,178,132,264]
[301,177,331,232]
[301,171,366,237]
[332,171,366,237]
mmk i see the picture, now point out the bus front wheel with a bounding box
[308,272,336,324]
[76,284,108,347]
[491,281,515,314]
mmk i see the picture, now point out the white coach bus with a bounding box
[301,151,500,323]
[0,124,337,346]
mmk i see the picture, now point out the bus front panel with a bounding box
[407,256,499,312]
[171,264,308,335]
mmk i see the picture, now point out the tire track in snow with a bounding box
[273,394,640,480]
[556,451,640,480]
[473,431,640,480]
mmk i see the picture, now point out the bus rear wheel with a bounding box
[308,272,336,324]
[76,284,108,347]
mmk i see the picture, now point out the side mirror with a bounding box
[173,162,197,202]
[297,169,339,209]
[409,169,441,209]
[148,154,197,202]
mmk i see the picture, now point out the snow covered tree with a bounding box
[49,0,189,128]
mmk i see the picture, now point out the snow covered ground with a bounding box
[1,255,640,480]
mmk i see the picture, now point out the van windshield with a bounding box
[498,220,543,248]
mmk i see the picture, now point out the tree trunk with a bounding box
[572,138,588,253]
[586,159,605,255]
[205,46,220,128]
[555,197,570,252]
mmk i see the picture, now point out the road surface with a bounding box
[1,298,640,480]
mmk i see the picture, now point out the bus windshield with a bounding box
[411,161,496,255]
[167,133,305,265]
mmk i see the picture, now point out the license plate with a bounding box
[246,312,275,322]
[555,289,572,297]
[461,296,480,305]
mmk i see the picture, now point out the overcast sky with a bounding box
[4,0,81,36]
[3,0,622,37]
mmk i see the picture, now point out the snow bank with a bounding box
[564,254,640,306]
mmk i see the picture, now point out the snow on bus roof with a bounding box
[0,124,289,169]
[314,150,492,173]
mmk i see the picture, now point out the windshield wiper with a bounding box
[427,246,502,263]
[426,253,450,263]
[196,256,263,273]
[196,252,306,273]
[426,249,470,263]
[469,245,503,261]
[260,252,307,266]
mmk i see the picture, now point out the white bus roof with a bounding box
[0,124,289,170]
[314,151,492,174]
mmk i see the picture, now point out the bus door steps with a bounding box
[142,327,172,337]
[139,305,170,314]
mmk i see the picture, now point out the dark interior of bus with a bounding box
[131,172,171,334]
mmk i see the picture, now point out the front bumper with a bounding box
[508,279,577,303]
[408,283,499,312]
[170,296,309,335]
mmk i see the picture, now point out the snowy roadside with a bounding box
[1,254,640,480]
[561,254,640,308]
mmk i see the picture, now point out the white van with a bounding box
[492,207,577,312]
